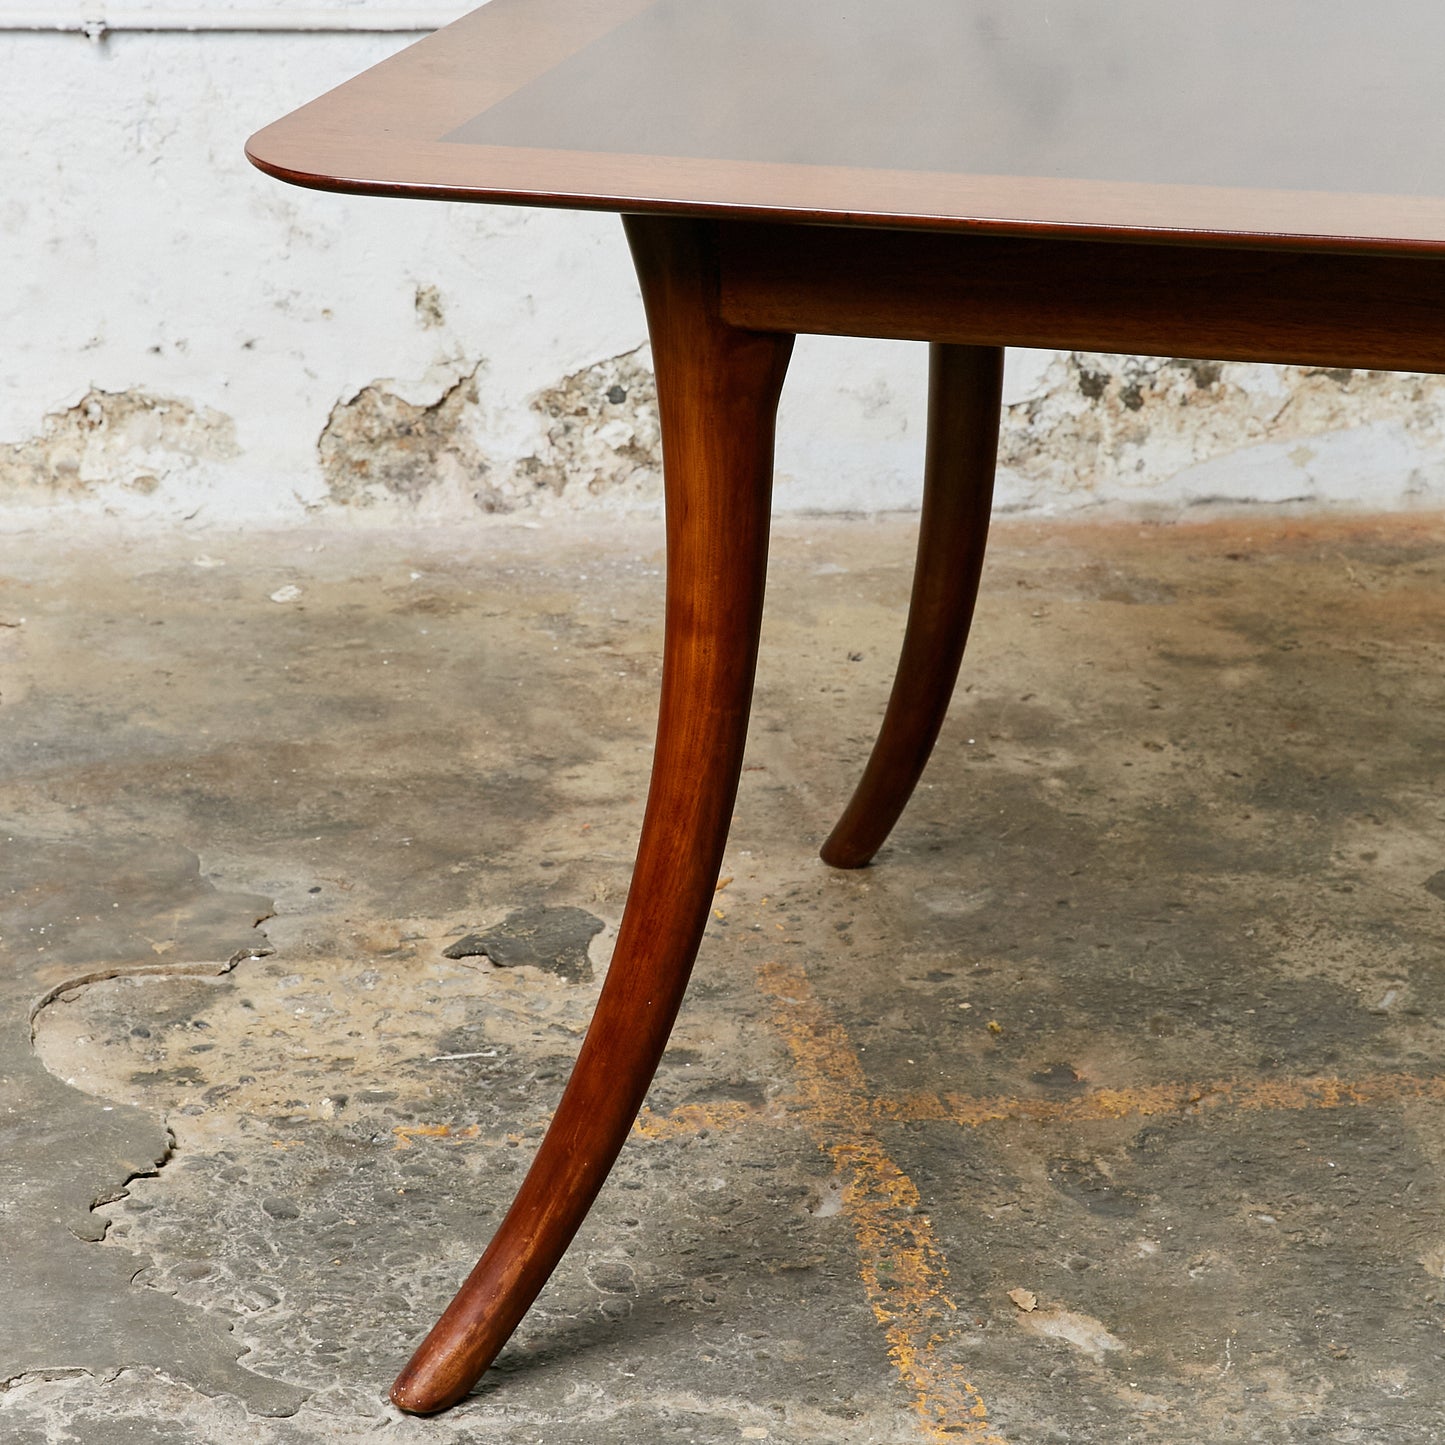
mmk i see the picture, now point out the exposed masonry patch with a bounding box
[316,363,508,511]
[0,388,238,498]
[15,354,1439,521]
[317,348,663,516]
[996,355,1445,509]
[512,345,661,506]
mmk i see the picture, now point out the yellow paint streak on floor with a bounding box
[877,1069,1445,1130]
[758,959,1008,1445]
[391,1122,480,1150]
[633,1100,761,1140]
[391,1068,1445,1159]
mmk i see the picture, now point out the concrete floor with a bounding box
[1,511,1444,1444]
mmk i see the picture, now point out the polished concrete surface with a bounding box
[2,512,1443,1444]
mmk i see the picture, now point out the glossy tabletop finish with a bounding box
[246,0,1445,253]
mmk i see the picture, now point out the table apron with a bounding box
[717,221,1445,374]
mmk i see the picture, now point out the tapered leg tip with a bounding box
[819,836,876,870]
[389,1372,452,1415]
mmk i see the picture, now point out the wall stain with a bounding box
[0,388,237,498]
[413,284,445,330]
[16,353,1439,518]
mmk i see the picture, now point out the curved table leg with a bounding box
[390,217,794,1414]
[820,343,1003,870]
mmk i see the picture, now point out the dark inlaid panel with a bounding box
[448,0,1445,195]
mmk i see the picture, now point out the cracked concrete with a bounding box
[1,513,1444,1441]
[0,836,305,1418]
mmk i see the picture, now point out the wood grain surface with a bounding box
[718,223,1445,373]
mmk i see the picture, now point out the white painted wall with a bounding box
[3,9,1443,530]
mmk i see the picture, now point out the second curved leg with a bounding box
[820,343,1003,869]
[388,216,793,1414]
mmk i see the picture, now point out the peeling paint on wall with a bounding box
[511,346,661,507]
[0,389,237,500]
[311,348,1445,521]
[316,364,506,510]
[997,355,1445,512]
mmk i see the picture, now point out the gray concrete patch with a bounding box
[441,905,605,982]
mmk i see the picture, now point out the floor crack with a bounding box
[83,1126,179,1242]
[27,945,272,1045]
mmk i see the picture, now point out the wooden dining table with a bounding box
[246,0,1445,1413]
